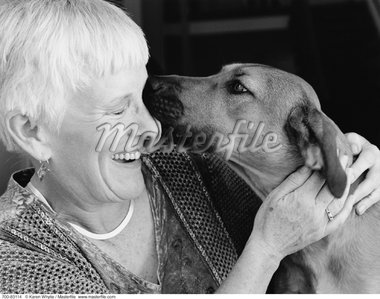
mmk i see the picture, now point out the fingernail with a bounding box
[351,144,359,154]
[357,205,365,215]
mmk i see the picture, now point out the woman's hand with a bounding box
[250,159,354,260]
[218,157,355,294]
[345,133,380,215]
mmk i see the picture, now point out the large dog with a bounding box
[143,63,380,293]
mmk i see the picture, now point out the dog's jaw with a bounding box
[227,142,303,201]
[227,159,271,200]
[227,155,297,200]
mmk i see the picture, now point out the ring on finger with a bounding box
[325,208,334,222]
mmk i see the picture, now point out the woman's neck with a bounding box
[30,174,138,235]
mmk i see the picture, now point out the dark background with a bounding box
[1,0,380,193]
[138,0,380,148]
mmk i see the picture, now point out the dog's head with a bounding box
[144,63,352,198]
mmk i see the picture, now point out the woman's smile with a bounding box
[110,151,143,169]
[112,151,142,163]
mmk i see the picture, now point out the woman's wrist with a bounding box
[245,233,283,269]
[217,232,282,293]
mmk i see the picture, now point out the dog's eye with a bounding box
[231,81,248,94]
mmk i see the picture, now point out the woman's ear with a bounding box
[6,112,52,161]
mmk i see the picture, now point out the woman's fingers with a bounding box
[347,143,380,210]
[268,166,312,199]
[300,171,326,199]
[325,168,354,235]
[316,184,336,209]
[351,170,378,205]
[345,132,367,155]
[344,132,380,215]
[270,152,351,202]
[350,161,380,207]
[325,193,355,235]
[313,155,350,208]
[349,143,379,183]
[318,168,353,222]
[355,188,380,215]
[345,132,379,182]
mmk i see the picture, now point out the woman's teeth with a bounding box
[112,151,141,162]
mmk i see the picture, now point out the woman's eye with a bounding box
[231,82,248,94]
[112,109,125,116]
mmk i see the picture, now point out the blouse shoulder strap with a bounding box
[143,151,237,285]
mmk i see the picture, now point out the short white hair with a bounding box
[0,0,149,151]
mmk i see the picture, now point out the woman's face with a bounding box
[45,66,159,204]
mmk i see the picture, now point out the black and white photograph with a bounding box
[1,0,380,294]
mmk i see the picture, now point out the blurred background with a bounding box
[1,0,380,193]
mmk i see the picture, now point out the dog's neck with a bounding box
[227,154,301,200]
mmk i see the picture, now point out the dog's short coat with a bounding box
[144,63,380,293]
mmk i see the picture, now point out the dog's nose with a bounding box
[147,76,163,92]
[143,76,184,126]
[144,76,169,103]
[147,75,183,93]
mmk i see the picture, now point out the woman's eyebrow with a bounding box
[101,94,132,108]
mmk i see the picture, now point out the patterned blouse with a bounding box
[0,163,219,293]
[0,152,260,294]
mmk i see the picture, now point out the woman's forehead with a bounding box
[70,67,148,109]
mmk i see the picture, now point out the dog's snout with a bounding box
[143,75,185,127]
[147,76,164,92]
[148,75,183,93]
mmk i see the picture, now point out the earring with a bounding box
[37,159,50,181]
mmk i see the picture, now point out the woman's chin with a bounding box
[116,174,145,200]
[100,155,146,201]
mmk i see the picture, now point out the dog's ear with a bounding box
[286,105,352,198]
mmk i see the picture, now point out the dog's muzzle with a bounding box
[143,76,184,127]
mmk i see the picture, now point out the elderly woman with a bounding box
[0,0,380,294]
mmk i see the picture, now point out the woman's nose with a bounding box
[137,102,161,140]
